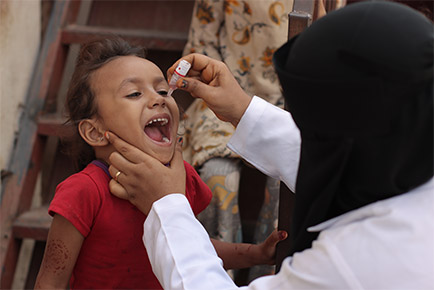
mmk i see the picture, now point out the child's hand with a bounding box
[258,229,288,265]
[212,229,287,269]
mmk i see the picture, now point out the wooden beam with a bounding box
[12,206,51,241]
[276,0,315,273]
[37,114,72,137]
[61,24,188,51]
[288,0,315,38]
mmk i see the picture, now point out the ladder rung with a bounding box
[37,114,72,137]
[12,206,51,241]
[61,24,188,51]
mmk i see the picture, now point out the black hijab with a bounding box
[273,1,433,255]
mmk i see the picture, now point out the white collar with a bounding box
[308,177,434,232]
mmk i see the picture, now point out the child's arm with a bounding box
[211,229,287,270]
[34,214,84,289]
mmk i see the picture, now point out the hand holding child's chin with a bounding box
[105,131,186,215]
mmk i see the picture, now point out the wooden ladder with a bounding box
[0,1,194,288]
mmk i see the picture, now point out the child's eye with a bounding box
[126,92,141,98]
[158,90,168,96]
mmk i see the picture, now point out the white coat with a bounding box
[143,97,434,290]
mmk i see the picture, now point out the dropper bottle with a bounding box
[168,60,191,97]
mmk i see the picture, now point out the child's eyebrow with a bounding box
[153,76,168,86]
[117,77,168,92]
[118,77,141,92]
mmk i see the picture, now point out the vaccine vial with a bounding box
[168,60,191,97]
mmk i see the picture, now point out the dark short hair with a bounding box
[64,37,146,170]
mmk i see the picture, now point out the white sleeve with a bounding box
[142,194,295,290]
[228,96,301,192]
[143,194,350,290]
[143,194,239,290]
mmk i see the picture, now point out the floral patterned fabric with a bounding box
[182,0,292,167]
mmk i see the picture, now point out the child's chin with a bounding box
[157,153,174,166]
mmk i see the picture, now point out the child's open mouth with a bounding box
[144,117,171,144]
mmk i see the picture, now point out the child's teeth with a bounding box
[162,137,169,143]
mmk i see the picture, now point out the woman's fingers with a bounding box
[168,53,212,81]
[170,137,183,166]
[108,162,129,183]
[104,131,145,164]
[108,151,134,178]
[106,130,162,177]
[167,137,186,180]
[168,53,222,101]
[106,133,187,214]
[167,54,252,127]
[109,179,129,200]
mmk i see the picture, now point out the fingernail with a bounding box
[278,231,287,240]
[181,80,188,89]
[104,131,110,140]
[178,137,183,145]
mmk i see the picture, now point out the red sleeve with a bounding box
[48,172,102,237]
[184,161,212,215]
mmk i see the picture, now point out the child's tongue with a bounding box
[144,126,164,142]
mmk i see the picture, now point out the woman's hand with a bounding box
[106,131,186,215]
[167,53,252,127]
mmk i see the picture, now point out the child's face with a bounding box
[91,55,180,164]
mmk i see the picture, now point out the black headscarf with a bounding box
[273,1,433,255]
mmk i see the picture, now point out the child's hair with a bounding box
[64,37,146,170]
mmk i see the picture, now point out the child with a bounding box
[34,37,286,289]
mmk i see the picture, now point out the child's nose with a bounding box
[148,93,166,108]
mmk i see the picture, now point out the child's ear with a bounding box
[78,119,108,147]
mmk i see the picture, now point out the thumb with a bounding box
[177,77,216,101]
[170,137,184,169]
[265,229,288,246]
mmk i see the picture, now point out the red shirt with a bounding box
[49,161,211,289]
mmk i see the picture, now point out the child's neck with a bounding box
[93,144,172,167]
[94,145,114,166]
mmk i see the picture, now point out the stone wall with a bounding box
[0,0,41,177]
